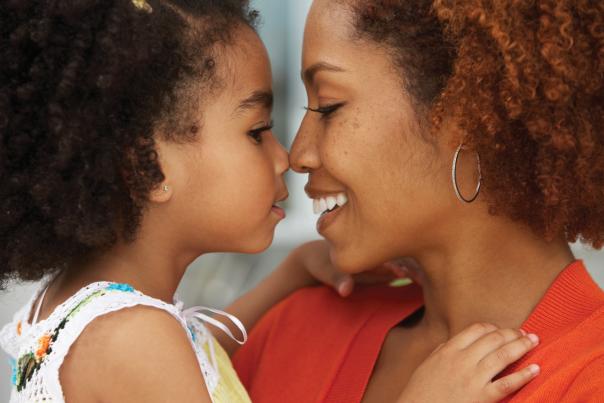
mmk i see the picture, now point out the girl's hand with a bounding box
[220,241,419,356]
[398,323,540,403]
[290,240,421,297]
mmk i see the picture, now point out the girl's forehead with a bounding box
[218,28,272,101]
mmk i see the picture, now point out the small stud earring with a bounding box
[163,185,169,192]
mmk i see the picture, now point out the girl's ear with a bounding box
[148,138,177,204]
[149,181,173,203]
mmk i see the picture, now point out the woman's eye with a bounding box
[304,102,345,120]
[248,121,274,144]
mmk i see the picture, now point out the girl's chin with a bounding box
[241,233,275,254]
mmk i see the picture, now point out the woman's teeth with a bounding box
[312,193,348,215]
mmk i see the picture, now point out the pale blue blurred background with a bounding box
[1,0,603,399]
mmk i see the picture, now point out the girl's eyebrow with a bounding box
[234,90,274,114]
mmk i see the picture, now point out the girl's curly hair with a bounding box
[348,0,604,248]
[0,0,257,285]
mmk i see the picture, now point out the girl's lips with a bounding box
[271,205,286,219]
[317,204,345,234]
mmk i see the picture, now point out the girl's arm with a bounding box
[215,240,404,356]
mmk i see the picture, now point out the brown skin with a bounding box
[31,24,408,403]
[24,23,415,403]
[291,1,575,401]
[24,11,542,403]
[31,25,290,403]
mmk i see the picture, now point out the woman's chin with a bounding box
[329,246,380,275]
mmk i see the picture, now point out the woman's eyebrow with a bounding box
[234,90,274,114]
[302,62,345,84]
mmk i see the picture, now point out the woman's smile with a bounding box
[305,185,349,234]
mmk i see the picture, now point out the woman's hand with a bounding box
[398,323,540,403]
[290,240,420,297]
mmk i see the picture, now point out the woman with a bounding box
[233,0,604,401]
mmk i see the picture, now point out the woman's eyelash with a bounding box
[304,103,345,118]
[248,120,274,144]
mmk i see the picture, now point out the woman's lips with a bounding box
[317,203,345,234]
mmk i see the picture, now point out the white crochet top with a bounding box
[0,279,251,403]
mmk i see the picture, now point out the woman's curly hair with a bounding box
[0,0,257,285]
[348,0,604,248]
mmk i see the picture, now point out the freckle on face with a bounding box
[295,0,455,273]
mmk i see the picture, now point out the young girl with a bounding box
[0,0,539,402]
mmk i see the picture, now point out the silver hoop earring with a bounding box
[451,143,482,204]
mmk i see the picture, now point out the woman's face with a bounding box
[291,0,458,272]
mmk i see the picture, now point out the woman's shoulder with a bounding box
[510,309,604,401]
[233,283,423,391]
[245,283,422,339]
[270,282,422,319]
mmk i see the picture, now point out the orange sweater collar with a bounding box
[520,260,604,342]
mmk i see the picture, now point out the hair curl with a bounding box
[349,0,604,248]
[0,0,257,285]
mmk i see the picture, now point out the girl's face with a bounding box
[291,0,459,273]
[156,26,289,255]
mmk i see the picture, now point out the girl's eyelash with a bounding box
[248,120,274,144]
[304,103,345,118]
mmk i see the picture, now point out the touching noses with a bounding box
[289,116,320,174]
[272,136,290,176]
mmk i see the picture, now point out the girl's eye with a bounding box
[248,120,274,144]
[304,102,345,120]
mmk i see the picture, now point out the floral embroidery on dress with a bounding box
[13,283,135,391]
[106,283,135,293]
[9,358,17,386]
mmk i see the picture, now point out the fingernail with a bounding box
[528,334,539,345]
[528,364,540,376]
[519,329,527,336]
[338,280,352,296]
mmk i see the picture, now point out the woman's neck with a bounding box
[412,214,575,339]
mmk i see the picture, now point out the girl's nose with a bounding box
[273,136,290,175]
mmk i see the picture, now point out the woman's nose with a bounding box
[290,117,320,173]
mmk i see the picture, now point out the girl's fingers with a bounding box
[465,328,526,359]
[382,261,409,278]
[478,334,540,377]
[445,323,499,350]
[352,272,399,284]
[335,276,354,297]
[486,364,540,401]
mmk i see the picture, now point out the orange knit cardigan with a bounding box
[234,260,604,402]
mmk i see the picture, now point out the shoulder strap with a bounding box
[0,280,51,359]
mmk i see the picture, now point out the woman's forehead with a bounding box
[305,0,352,43]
